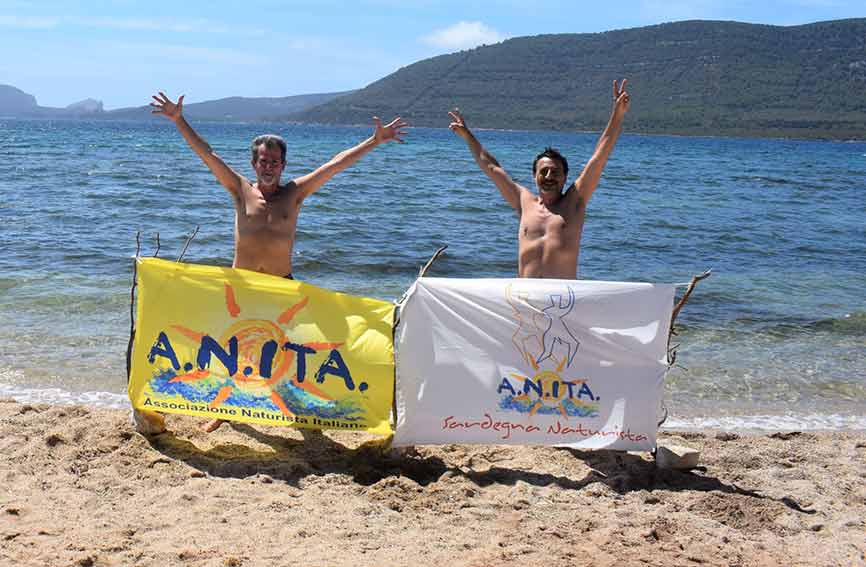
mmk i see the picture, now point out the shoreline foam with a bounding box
[3,380,866,432]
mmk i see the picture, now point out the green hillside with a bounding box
[294,19,866,139]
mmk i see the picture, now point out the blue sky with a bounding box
[1,0,862,109]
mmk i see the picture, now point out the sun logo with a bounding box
[146,281,365,421]
[500,283,599,419]
[497,358,600,419]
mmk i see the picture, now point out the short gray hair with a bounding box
[251,134,287,163]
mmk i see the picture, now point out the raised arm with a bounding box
[573,79,631,202]
[150,92,247,197]
[448,109,523,212]
[293,116,408,199]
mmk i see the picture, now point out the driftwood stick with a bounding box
[396,245,449,310]
[657,405,669,428]
[153,232,161,258]
[671,269,712,327]
[667,269,712,366]
[418,245,448,278]
[176,225,200,262]
[125,232,142,383]
[660,270,710,428]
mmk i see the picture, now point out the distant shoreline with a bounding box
[2,115,864,143]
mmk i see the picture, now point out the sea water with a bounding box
[1,119,864,430]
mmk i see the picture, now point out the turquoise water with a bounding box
[1,119,864,429]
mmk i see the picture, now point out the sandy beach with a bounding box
[1,399,864,567]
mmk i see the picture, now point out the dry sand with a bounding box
[1,399,864,567]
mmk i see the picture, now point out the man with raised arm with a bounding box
[133,92,407,434]
[448,80,630,279]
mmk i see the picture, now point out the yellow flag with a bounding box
[129,258,395,435]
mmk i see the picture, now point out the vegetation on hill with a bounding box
[294,19,866,139]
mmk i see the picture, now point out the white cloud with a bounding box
[421,21,504,50]
[0,15,57,29]
[109,42,258,67]
[793,0,847,6]
[70,16,267,36]
[0,14,266,35]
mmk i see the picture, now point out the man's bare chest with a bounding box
[237,192,299,231]
[520,206,584,240]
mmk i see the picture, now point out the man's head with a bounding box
[251,134,287,188]
[532,147,569,198]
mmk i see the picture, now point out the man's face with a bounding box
[252,144,285,188]
[534,157,567,196]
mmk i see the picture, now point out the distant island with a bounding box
[3,18,865,139]
[0,85,353,122]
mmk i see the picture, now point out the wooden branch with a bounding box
[395,245,450,309]
[125,232,142,383]
[176,225,199,262]
[671,269,712,327]
[657,404,669,428]
[418,245,448,278]
[667,269,712,366]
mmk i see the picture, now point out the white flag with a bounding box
[394,278,675,450]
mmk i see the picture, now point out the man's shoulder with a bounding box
[515,184,534,197]
[277,180,305,204]
[562,182,588,204]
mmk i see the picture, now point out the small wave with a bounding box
[810,312,866,335]
[713,232,751,243]
[707,313,866,340]
[792,244,830,254]
[738,311,866,338]
[731,175,794,186]
[654,220,689,231]
[0,382,128,409]
[664,413,866,431]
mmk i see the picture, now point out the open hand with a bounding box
[150,92,184,122]
[448,108,470,139]
[612,79,630,117]
[373,116,408,144]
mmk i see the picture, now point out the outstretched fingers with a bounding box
[374,115,409,143]
[385,116,407,130]
[392,117,409,143]
[149,91,184,119]
[448,108,466,131]
[150,92,166,110]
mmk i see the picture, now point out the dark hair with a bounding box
[532,147,568,179]
[251,134,287,163]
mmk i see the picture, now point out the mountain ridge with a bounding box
[3,19,865,138]
[0,87,353,122]
[292,18,866,139]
